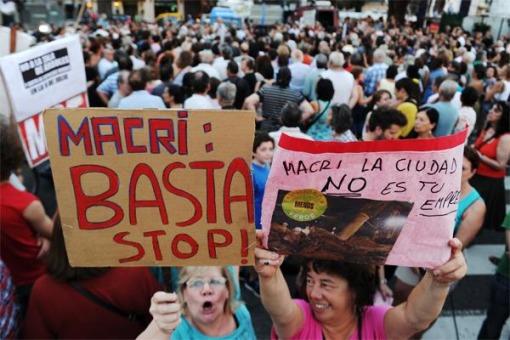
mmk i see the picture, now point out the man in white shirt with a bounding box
[184,71,221,109]
[321,51,355,105]
[212,44,232,80]
[191,50,221,80]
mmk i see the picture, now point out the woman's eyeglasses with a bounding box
[186,277,227,290]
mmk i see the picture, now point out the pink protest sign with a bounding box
[261,131,467,268]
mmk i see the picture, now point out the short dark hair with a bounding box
[297,260,376,335]
[420,107,440,132]
[159,62,174,82]
[227,61,239,75]
[115,51,133,71]
[243,58,254,71]
[316,78,334,101]
[460,86,479,107]
[192,71,210,94]
[276,67,292,88]
[128,69,149,91]
[368,107,407,132]
[253,132,275,153]
[280,102,303,127]
[166,84,185,104]
[0,117,25,181]
[395,78,420,103]
[386,65,398,79]
[330,104,353,134]
[255,55,274,80]
[463,146,480,171]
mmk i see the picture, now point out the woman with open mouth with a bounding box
[254,230,467,340]
[138,266,256,340]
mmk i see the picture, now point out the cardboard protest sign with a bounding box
[44,108,256,267]
[0,35,87,167]
[262,132,467,268]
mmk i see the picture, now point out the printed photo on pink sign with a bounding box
[261,131,467,268]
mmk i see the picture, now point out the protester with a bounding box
[23,216,161,338]
[108,70,131,107]
[361,89,393,140]
[364,49,388,96]
[363,107,407,141]
[426,79,460,137]
[184,71,220,109]
[224,61,250,110]
[139,266,256,339]
[162,83,185,109]
[217,82,237,109]
[288,49,310,92]
[330,104,357,142]
[454,86,479,138]
[413,107,439,139]
[302,53,328,101]
[0,117,53,316]
[349,66,371,137]
[322,51,355,105]
[251,132,274,230]
[269,102,313,147]
[244,67,313,132]
[118,69,166,109]
[377,64,398,99]
[470,101,510,231]
[305,78,334,141]
[255,231,467,339]
[395,78,420,138]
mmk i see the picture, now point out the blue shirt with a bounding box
[251,162,270,229]
[97,72,119,97]
[171,304,256,340]
[426,101,459,137]
[454,188,482,232]
[118,90,166,109]
[364,63,388,96]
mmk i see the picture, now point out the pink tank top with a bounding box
[271,299,390,340]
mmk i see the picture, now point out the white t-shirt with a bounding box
[191,64,221,80]
[321,69,354,105]
[184,94,221,109]
[455,106,477,139]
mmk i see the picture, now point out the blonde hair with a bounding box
[177,266,239,315]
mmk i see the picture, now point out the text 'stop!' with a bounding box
[44,108,256,267]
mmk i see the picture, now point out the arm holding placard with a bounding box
[384,239,467,339]
[254,231,301,339]
[137,292,181,340]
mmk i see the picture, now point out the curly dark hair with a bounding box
[296,259,377,340]
[0,117,25,181]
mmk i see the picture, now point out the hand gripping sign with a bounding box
[44,108,255,267]
[262,131,467,268]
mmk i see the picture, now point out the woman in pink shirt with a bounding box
[255,232,466,339]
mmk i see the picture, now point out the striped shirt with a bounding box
[258,85,304,120]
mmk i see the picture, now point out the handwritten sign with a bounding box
[262,132,467,268]
[44,108,256,266]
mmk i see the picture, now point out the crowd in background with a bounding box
[1,12,510,339]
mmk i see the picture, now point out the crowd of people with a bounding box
[1,10,510,339]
